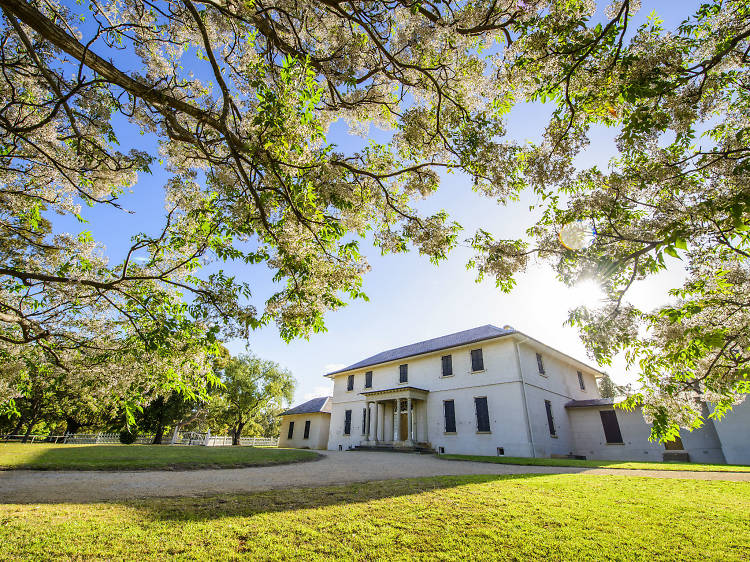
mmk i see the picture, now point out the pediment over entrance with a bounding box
[360,386,429,401]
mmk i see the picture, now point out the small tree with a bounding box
[212,354,294,446]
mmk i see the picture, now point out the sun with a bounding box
[566,279,606,308]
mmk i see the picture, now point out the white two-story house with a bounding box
[324,325,603,457]
[278,325,748,464]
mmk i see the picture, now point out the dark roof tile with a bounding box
[279,396,332,416]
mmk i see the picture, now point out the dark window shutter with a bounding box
[344,409,352,435]
[347,375,354,391]
[441,355,453,377]
[600,410,623,443]
[399,364,408,383]
[444,400,456,432]
[577,371,585,390]
[536,353,545,374]
[471,349,484,371]
[287,421,295,439]
[545,400,556,436]
[365,371,372,388]
[303,420,311,439]
[362,408,367,433]
[475,397,490,432]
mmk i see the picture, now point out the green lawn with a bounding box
[1,475,748,560]
[440,454,750,473]
[0,443,319,471]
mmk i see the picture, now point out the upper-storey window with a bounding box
[399,364,408,383]
[346,374,354,391]
[441,355,453,377]
[364,371,373,388]
[536,353,546,376]
[470,349,484,372]
[577,370,586,390]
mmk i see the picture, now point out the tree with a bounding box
[1,0,747,439]
[210,354,294,445]
[465,0,750,439]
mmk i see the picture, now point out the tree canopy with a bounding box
[0,0,748,438]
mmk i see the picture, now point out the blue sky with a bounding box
[51,1,701,404]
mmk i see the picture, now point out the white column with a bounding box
[394,399,401,442]
[407,397,413,444]
[365,402,371,442]
[372,401,379,443]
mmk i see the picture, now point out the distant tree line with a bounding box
[1,350,294,445]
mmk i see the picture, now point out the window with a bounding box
[443,400,456,433]
[599,410,623,444]
[536,353,546,375]
[303,420,311,439]
[365,371,372,388]
[362,408,368,434]
[346,374,354,391]
[399,364,408,383]
[545,400,556,436]
[474,397,490,432]
[664,436,685,451]
[470,349,484,372]
[343,409,352,435]
[441,355,453,377]
[287,421,295,439]
[577,371,586,390]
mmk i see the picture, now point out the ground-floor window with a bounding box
[443,400,456,433]
[303,420,311,439]
[474,397,490,432]
[599,410,623,444]
[362,408,368,434]
[545,400,556,436]
[287,421,295,439]
[344,409,352,435]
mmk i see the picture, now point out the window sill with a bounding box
[471,369,486,374]
[440,374,454,378]
[550,435,558,439]
[539,373,548,377]
[476,431,492,435]
[606,442,625,446]
[444,432,457,435]
[398,381,408,385]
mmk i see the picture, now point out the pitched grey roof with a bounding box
[327,324,515,375]
[565,398,616,409]
[279,396,332,416]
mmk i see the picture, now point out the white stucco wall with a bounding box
[710,400,750,465]
[278,412,330,450]
[567,406,726,464]
[326,334,602,456]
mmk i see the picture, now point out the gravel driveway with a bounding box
[2,451,748,503]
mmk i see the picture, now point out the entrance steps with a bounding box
[353,442,435,454]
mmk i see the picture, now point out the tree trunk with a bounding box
[232,422,245,446]
[153,422,164,445]
[22,418,38,443]
[64,416,81,435]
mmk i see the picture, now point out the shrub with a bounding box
[119,429,137,444]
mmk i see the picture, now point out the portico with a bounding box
[361,386,429,447]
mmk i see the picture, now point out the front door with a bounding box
[399,413,408,441]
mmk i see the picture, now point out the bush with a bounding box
[119,429,137,444]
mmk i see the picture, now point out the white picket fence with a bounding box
[2,432,279,447]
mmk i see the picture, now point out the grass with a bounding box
[440,454,750,473]
[0,443,319,471]
[1,474,748,560]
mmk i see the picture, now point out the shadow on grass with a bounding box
[125,473,551,522]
